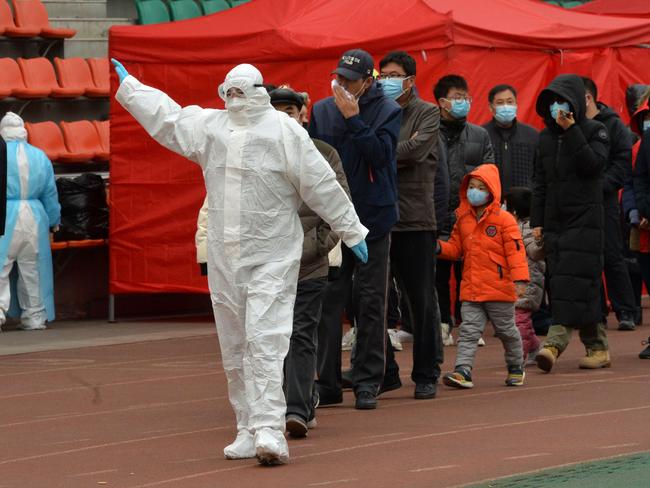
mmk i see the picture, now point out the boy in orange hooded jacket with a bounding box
[437,164,529,388]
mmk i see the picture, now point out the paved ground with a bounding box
[1,315,649,487]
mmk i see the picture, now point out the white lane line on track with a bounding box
[410,465,459,472]
[0,396,225,429]
[68,469,118,478]
[308,479,358,486]
[504,453,551,460]
[364,432,405,439]
[44,438,92,446]
[0,351,222,378]
[25,402,650,487]
[596,443,639,449]
[0,371,221,401]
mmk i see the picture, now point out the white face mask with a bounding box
[226,97,247,113]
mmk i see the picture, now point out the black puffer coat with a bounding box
[530,74,609,327]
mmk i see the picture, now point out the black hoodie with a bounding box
[531,74,610,327]
[594,102,633,199]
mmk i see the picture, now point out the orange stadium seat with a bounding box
[25,121,94,162]
[86,58,109,95]
[0,57,49,98]
[0,0,40,37]
[60,120,109,161]
[92,120,109,154]
[18,57,83,98]
[54,57,108,97]
[11,0,76,38]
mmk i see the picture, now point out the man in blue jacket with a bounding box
[310,49,402,410]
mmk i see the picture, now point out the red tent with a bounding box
[108,0,650,295]
[574,0,650,17]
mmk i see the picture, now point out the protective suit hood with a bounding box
[0,112,27,141]
[218,64,273,128]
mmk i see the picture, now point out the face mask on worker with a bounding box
[550,101,571,120]
[380,77,410,100]
[494,104,517,124]
[448,99,470,119]
[467,187,490,206]
[643,119,650,133]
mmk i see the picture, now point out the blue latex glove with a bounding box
[630,209,640,226]
[111,58,129,84]
[350,240,368,264]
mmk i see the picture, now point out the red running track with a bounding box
[1,321,649,487]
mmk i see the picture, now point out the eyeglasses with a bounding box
[377,73,410,80]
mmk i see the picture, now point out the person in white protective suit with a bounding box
[112,60,369,465]
[0,112,61,332]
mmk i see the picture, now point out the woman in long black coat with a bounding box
[530,74,610,372]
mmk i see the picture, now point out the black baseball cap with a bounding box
[332,49,374,81]
[269,88,304,110]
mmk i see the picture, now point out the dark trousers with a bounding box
[637,253,650,297]
[436,259,462,325]
[317,234,391,397]
[601,201,636,318]
[284,277,327,422]
[386,231,442,383]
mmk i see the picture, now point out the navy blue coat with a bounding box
[309,83,401,240]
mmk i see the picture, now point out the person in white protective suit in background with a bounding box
[0,112,60,332]
[112,59,369,465]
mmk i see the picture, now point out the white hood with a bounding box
[0,112,27,141]
[217,64,273,127]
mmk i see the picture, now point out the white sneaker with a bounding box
[224,429,256,459]
[394,329,414,343]
[441,323,454,346]
[477,337,486,347]
[254,428,289,465]
[387,328,403,351]
[341,327,356,351]
[18,323,47,331]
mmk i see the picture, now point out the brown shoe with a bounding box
[578,349,611,369]
[535,346,559,373]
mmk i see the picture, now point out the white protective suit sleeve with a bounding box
[195,196,208,264]
[115,76,215,167]
[283,123,368,249]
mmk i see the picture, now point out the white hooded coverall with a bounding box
[116,64,367,462]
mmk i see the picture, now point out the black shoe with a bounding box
[618,314,636,331]
[414,382,437,399]
[640,338,650,359]
[378,375,402,395]
[286,414,308,438]
[354,390,377,410]
[341,369,353,390]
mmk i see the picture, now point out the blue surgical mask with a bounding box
[550,101,570,120]
[494,104,517,124]
[380,77,408,100]
[643,120,650,133]
[449,99,470,119]
[467,188,490,206]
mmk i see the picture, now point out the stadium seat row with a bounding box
[26,120,109,163]
[136,0,250,24]
[0,57,109,99]
[0,0,76,38]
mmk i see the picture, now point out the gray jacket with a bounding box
[394,93,440,232]
[515,219,545,312]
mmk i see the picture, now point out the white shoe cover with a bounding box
[223,430,256,460]
[441,323,454,346]
[18,323,46,331]
[254,428,289,465]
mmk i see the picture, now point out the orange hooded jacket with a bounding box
[438,164,529,303]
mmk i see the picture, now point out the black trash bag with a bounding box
[54,173,108,241]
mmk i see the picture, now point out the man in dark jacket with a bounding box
[433,74,494,330]
[269,88,353,436]
[309,49,401,410]
[531,74,611,372]
[483,84,538,192]
[377,51,442,400]
[582,77,637,331]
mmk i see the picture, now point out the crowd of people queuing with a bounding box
[111,46,650,466]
